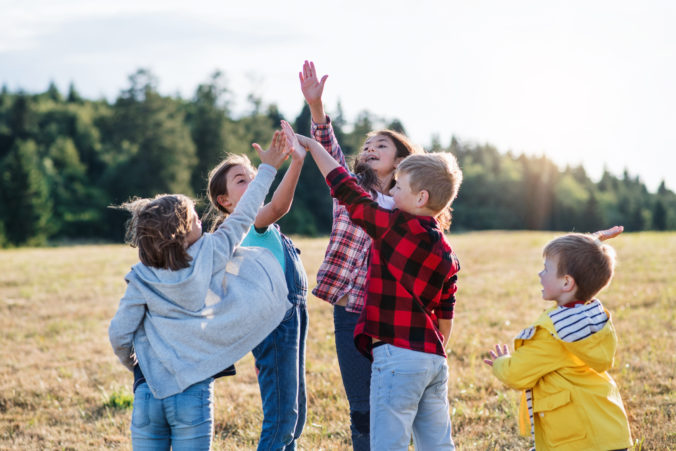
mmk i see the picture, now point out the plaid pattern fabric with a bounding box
[326,166,460,359]
[311,116,375,313]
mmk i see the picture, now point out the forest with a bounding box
[1,69,674,246]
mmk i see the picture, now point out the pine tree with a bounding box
[0,140,52,245]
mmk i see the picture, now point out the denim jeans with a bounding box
[370,344,454,451]
[130,378,214,451]
[333,305,371,451]
[252,304,308,451]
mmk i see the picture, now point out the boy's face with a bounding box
[185,204,202,248]
[218,164,256,213]
[390,171,423,214]
[539,254,567,302]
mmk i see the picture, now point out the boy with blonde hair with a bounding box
[484,231,633,451]
[282,120,462,450]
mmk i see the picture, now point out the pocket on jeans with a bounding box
[131,384,151,428]
[386,367,428,409]
[282,304,297,322]
[174,383,211,426]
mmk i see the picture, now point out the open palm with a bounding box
[299,60,328,105]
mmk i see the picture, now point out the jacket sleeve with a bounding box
[108,276,146,371]
[326,166,393,241]
[492,327,566,390]
[211,164,276,262]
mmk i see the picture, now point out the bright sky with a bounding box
[1,0,674,191]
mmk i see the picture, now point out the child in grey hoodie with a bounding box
[109,141,291,449]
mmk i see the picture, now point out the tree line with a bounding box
[0,69,674,247]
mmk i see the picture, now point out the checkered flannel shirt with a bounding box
[311,116,375,313]
[326,166,460,359]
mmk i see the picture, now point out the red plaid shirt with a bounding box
[326,166,460,359]
[311,117,390,313]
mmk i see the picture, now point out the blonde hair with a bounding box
[205,153,256,231]
[543,233,616,301]
[121,194,195,270]
[396,152,463,230]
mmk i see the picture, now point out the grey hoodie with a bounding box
[109,164,290,399]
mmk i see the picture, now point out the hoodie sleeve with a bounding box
[492,327,567,390]
[109,274,146,371]
[211,164,277,261]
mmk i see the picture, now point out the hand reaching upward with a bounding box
[253,131,291,170]
[299,60,328,108]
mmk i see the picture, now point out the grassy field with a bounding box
[0,231,674,450]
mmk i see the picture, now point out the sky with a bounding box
[1,0,674,192]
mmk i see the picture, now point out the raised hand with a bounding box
[253,131,291,170]
[280,120,305,154]
[483,344,510,366]
[593,225,624,242]
[299,60,328,106]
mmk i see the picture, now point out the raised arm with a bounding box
[211,141,289,259]
[593,225,623,241]
[300,60,328,125]
[281,120,338,178]
[253,131,306,229]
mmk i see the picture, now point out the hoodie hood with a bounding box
[129,235,213,313]
[536,299,616,372]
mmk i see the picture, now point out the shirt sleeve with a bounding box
[311,115,348,169]
[436,274,458,319]
[325,166,392,241]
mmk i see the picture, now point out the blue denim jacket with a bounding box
[278,225,308,307]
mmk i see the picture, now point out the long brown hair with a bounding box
[354,129,423,195]
[121,194,194,270]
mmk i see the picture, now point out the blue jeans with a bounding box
[252,304,308,451]
[370,344,454,451]
[333,305,371,451]
[130,378,214,451]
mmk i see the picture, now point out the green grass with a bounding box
[0,232,674,450]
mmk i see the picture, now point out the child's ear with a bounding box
[393,156,405,168]
[562,275,577,293]
[216,194,231,211]
[416,190,430,208]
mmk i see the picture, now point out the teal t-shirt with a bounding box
[240,225,285,272]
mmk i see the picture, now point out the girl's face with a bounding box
[184,204,202,248]
[217,164,256,213]
[358,134,403,177]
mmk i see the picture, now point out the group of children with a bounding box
[109,61,633,450]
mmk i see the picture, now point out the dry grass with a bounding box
[0,232,674,450]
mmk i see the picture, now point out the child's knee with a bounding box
[350,410,370,435]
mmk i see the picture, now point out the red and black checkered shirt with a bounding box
[326,166,460,360]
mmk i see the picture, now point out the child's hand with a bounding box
[280,120,305,155]
[483,344,510,366]
[253,131,291,170]
[299,60,328,106]
[593,225,624,242]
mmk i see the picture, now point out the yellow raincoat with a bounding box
[492,301,632,450]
